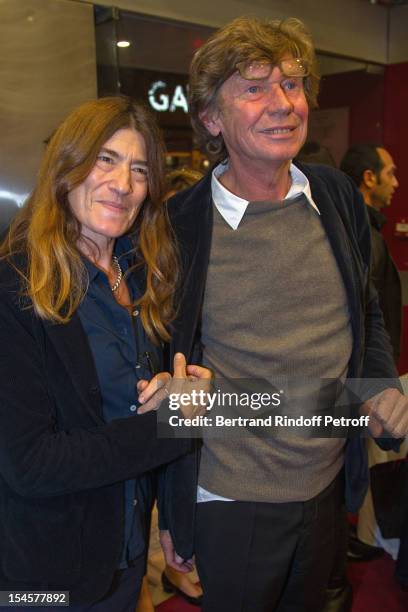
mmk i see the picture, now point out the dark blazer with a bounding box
[0,258,191,603]
[367,206,402,363]
[161,162,400,560]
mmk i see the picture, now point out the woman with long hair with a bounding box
[0,96,209,611]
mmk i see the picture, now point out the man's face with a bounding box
[371,148,398,209]
[201,58,309,170]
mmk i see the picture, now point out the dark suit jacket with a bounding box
[367,206,402,363]
[0,258,191,603]
[161,162,400,560]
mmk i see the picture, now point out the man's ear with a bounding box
[362,169,377,189]
[199,107,222,137]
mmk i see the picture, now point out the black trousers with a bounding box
[195,471,345,612]
[68,562,145,612]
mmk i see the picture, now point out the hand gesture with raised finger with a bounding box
[137,353,212,416]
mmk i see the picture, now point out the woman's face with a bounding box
[68,127,148,249]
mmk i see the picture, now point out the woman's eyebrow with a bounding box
[99,147,148,166]
[99,147,120,159]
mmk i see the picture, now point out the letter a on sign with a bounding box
[170,85,188,113]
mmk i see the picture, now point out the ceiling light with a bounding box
[117,41,130,48]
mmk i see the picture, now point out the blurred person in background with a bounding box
[0,96,210,611]
[296,140,336,167]
[166,167,204,198]
[341,144,401,365]
[341,144,407,588]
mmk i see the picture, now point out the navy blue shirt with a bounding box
[78,237,161,568]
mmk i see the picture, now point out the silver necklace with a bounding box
[110,255,123,292]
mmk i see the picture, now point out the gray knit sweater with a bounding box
[199,195,352,502]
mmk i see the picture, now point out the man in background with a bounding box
[341,144,401,363]
[341,144,403,565]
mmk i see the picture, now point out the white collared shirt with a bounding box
[211,161,320,230]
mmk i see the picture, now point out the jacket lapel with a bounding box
[306,171,364,368]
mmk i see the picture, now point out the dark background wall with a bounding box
[319,69,384,145]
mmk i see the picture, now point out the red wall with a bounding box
[382,64,408,271]
[318,70,385,144]
[318,66,408,373]
[383,63,408,373]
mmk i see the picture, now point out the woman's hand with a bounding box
[137,353,212,417]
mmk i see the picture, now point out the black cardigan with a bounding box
[0,258,191,603]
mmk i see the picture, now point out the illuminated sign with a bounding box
[116,68,191,128]
[148,81,189,114]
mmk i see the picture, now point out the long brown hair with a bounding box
[0,96,178,342]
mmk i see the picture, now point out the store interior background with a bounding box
[1,0,408,371]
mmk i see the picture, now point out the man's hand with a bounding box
[159,529,194,573]
[361,388,408,438]
[137,352,212,416]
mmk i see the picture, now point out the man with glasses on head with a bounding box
[155,17,408,612]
